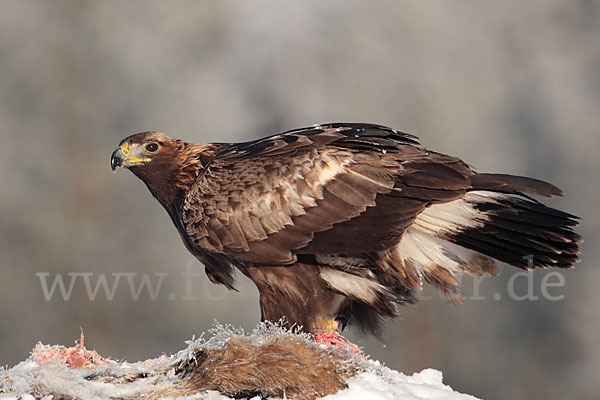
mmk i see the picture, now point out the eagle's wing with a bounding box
[181,123,473,264]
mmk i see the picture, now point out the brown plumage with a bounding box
[111,123,581,336]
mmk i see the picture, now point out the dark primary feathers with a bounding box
[111,123,581,336]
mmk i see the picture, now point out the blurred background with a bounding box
[0,1,598,398]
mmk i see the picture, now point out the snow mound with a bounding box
[0,322,479,400]
[323,366,479,400]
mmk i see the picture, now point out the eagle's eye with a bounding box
[145,142,159,152]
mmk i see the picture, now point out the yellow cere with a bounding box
[120,143,130,156]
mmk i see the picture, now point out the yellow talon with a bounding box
[312,317,339,331]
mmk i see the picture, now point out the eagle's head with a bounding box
[111,131,211,209]
[110,131,179,172]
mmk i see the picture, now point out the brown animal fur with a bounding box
[166,336,355,399]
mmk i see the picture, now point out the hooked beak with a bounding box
[110,143,151,171]
[111,147,125,171]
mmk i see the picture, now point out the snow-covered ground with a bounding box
[0,323,479,400]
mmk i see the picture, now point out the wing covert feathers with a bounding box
[182,123,427,263]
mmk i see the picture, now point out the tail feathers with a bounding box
[384,190,580,300]
[470,173,563,197]
[452,191,581,269]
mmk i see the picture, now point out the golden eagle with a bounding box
[111,123,580,336]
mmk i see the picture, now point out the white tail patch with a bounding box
[414,191,498,235]
[320,268,386,304]
[392,227,495,278]
[383,192,502,291]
